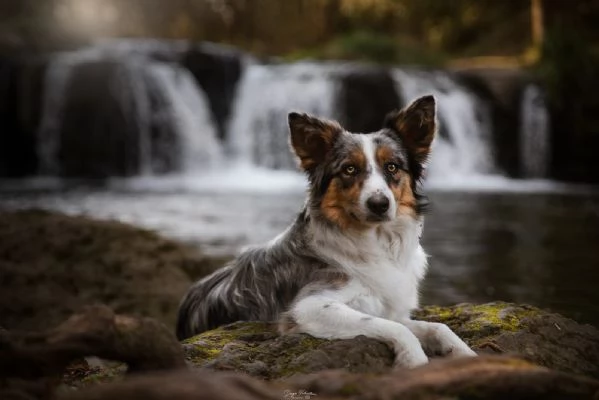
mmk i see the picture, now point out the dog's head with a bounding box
[289,95,436,230]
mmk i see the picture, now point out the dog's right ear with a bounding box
[288,112,342,172]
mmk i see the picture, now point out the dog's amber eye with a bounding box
[385,163,399,173]
[343,165,357,176]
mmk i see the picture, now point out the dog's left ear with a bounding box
[288,112,342,172]
[384,95,436,172]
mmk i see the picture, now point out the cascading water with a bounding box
[226,62,338,169]
[36,41,220,177]
[145,62,221,172]
[519,84,550,178]
[393,69,496,182]
[226,63,499,181]
[31,40,552,185]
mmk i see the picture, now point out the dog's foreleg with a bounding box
[288,295,429,368]
[401,319,477,358]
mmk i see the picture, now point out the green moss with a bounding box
[414,302,542,346]
[183,322,272,363]
[183,321,331,376]
[269,335,329,378]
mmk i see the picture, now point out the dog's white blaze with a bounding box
[357,135,396,218]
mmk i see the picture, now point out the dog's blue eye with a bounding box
[385,163,399,173]
[343,165,357,176]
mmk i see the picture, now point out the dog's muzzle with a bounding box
[366,193,390,219]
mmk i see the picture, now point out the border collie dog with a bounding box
[177,95,476,367]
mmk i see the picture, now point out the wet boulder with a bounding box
[58,302,599,399]
[179,302,599,380]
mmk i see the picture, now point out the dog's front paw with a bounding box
[446,340,477,358]
[393,347,429,369]
[425,323,477,358]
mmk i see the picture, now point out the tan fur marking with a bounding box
[320,149,369,231]
[321,179,367,230]
[393,172,417,218]
[347,148,367,171]
[375,145,395,167]
[376,144,417,217]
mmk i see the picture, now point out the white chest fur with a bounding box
[310,216,428,321]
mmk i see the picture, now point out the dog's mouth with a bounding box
[349,211,390,224]
[366,214,390,223]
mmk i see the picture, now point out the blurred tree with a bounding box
[531,0,544,49]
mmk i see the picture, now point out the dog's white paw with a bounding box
[444,340,477,358]
[424,323,477,358]
[393,347,429,369]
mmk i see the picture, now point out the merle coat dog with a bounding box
[177,95,476,367]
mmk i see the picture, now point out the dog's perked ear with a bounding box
[384,95,436,178]
[288,112,342,172]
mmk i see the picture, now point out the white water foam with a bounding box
[108,165,307,194]
[227,62,338,169]
[393,69,495,180]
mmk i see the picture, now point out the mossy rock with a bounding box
[66,302,599,386]
[177,302,599,380]
[414,302,599,378]
[182,322,394,379]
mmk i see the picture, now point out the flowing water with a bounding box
[2,41,597,327]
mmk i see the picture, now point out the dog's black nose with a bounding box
[366,194,390,215]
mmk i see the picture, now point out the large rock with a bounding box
[0,55,46,177]
[180,302,599,380]
[2,302,597,399]
[182,43,244,141]
[52,302,599,399]
[0,209,221,331]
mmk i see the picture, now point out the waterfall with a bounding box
[520,84,550,178]
[145,63,221,172]
[393,69,495,181]
[36,42,220,177]
[226,64,499,179]
[24,40,554,184]
[227,62,338,169]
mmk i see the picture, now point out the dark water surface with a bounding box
[422,192,599,326]
[1,186,598,327]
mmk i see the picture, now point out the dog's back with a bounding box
[176,211,322,339]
